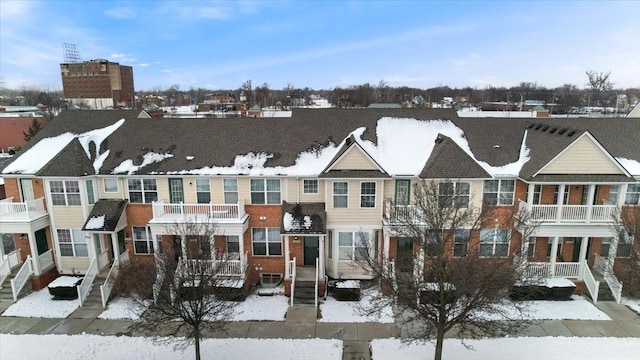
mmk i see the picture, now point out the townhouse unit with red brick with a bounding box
[0,109,638,306]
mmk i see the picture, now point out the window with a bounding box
[252,228,281,256]
[607,185,619,205]
[50,180,81,206]
[483,180,515,206]
[93,234,103,253]
[532,185,542,205]
[338,231,369,261]
[625,184,640,205]
[439,182,470,208]
[333,182,348,208]
[601,232,634,258]
[104,178,118,193]
[223,179,238,204]
[395,180,410,206]
[1,233,15,254]
[526,237,535,257]
[86,179,95,205]
[360,182,376,208]
[553,185,569,205]
[454,229,470,257]
[128,179,158,203]
[251,179,281,204]
[133,226,155,254]
[303,179,318,194]
[57,229,88,257]
[196,179,211,204]
[227,235,240,253]
[260,273,283,288]
[480,229,510,257]
[546,237,563,257]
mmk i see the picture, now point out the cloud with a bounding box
[104,6,136,19]
[157,2,231,20]
[137,63,150,68]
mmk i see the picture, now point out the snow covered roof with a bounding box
[1,109,639,178]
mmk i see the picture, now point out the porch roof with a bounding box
[281,202,326,234]
[82,199,128,232]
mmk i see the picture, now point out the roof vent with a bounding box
[345,137,352,146]
[558,128,567,135]
[494,144,501,149]
[541,126,549,132]
[534,124,543,130]
[526,123,535,129]
[567,130,576,137]
[435,134,444,144]
[186,156,194,161]
[549,127,557,134]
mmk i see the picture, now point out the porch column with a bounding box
[149,229,159,257]
[110,232,119,258]
[586,185,596,222]
[26,231,41,275]
[414,247,425,281]
[526,183,535,206]
[383,233,390,262]
[607,230,619,274]
[318,235,325,279]
[284,235,290,280]
[578,236,589,277]
[617,184,628,207]
[237,232,245,256]
[549,236,559,277]
[556,184,565,222]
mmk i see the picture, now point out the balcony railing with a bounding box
[519,200,617,223]
[0,197,48,221]
[152,200,246,223]
[179,251,248,278]
[384,204,423,223]
[525,261,582,279]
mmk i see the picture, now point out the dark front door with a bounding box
[117,231,126,255]
[35,229,48,255]
[303,236,319,266]
[397,237,414,273]
[572,237,591,262]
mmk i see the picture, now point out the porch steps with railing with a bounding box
[592,271,616,302]
[292,267,317,305]
[0,270,32,302]
[77,268,110,308]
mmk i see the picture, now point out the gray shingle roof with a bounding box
[419,134,491,179]
[281,202,326,234]
[82,199,128,232]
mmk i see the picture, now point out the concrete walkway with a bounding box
[1,300,639,360]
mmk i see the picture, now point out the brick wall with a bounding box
[125,204,153,262]
[244,205,285,285]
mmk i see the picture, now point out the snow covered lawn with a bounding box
[319,288,394,323]
[622,297,640,314]
[371,337,639,360]
[98,297,149,320]
[1,287,79,318]
[0,334,342,360]
[511,295,610,320]
[230,294,289,321]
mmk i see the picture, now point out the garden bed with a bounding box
[511,278,576,301]
[47,276,83,300]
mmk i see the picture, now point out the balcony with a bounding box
[0,197,48,222]
[383,204,423,224]
[151,200,247,224]
[178,251,248,278]
[518,200,617,224]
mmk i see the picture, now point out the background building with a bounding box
[60,59,135,109]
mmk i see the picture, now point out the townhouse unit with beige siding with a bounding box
[1,109,638,305]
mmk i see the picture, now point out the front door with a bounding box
[395,180,410,206]
[20,179,35,202]
[396,237,414,273]
[35,229,48,255]
[117,231,126,255]
[303,236,319,266]
[572,237,591,262]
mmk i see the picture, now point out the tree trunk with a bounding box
[434,325,445,360]
[194,326,201,360]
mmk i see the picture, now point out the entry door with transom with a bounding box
[396,237,414,273]
[303,236,319,266]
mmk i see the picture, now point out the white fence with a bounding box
[152,200,245,222]
[11,256,33,301]
[525,262,581,279]
[289,257,296,306]
[77,258,98,307]
[0,197,47,220]
[526,202,616,223]
[100,250,130,308]
[0,249,22,288]
[582,266,600,303]
[594,254,623,303]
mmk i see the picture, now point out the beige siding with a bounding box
[182,177,197,204]
[331,147,378,170]
[540,136,622,174]
[337,262,371,278]
[59,257,90,274]
[469,180,483,209]
[97,178,126,199]
[156,178,169,202]
[326,180,383,226]
[211,178,225,204]
[285,178,325,203]
[51,207,86,228]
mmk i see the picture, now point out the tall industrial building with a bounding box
[60,59,135,109]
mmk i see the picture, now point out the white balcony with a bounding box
[179,251,248,278]
[519,200,617,224]
[0,197,48,222]
[151,200,247,224]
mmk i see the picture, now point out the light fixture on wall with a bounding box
[20,234,27,240]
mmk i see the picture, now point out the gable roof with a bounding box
[82,199,128,232]
[281,202,326,234]
[419,134,491,179]
[320,134,389,178]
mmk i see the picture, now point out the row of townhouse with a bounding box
[0,109,638,305]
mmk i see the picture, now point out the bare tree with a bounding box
[585,70,613,107]
[357,181,530,360]
[128,220,243,360]
[611,205,640,298]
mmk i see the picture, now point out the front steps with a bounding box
[0,271,32,302]
[291,266,320,306]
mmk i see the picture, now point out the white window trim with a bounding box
[127,178,158,204]
[132,226,155,255]
[250,178,281,205]
[195,178,211,204]
[439,181,471,208]
[251,227,282,256]
[624,184,640,205]
[50,180,81,206]
[332,181,349,208]
[57,229,88,257]
[302,179,319,195]
[483,179,515,206]
[223,178,239,204]
[337,230,370,261]
[479,228,511,257]
[103,178,119,193]
[359,181,376,208]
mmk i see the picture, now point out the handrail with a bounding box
[0,197,47,219]
[77,258,98,307]
[38,249,55,273]
[10,255,33,301]
[1,249,23,287]
[314,257,319,309]
[290,257,296,306]
[100,250,129,308]
[594,254,623,303]
[152,200,244,221]
[582,265,599,303]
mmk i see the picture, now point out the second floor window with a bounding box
[250,179,280,204]
[439,182,470,208]
[128,179,158,203]
[50,180,81,206]
[333,182,348,208]
[57,229,87,257]
[196,179,211,204]
[625,184,640,205]
[483,180,515,206]
[104,178,118,193]
[223,178,238,204]
[360,182,376,208]
[303,179,318,194]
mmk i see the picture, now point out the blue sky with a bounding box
[1,0,639,91]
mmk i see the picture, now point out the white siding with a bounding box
[59,257,90,274]
[331,147,379,171]
[326,180,383,226]
[51,207,85,228]
[540,135,623,174]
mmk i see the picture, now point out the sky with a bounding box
[1,0,639,92]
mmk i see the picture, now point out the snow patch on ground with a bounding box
[480,295,611,321]
[230,294,289,321]
[0,334,342,360]
[98,297,149,320]
[371,337,639,360]
[621,297,640,314]
[319,289,394,323]
[1,287,79,318]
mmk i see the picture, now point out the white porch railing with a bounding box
[594,254,623,303]
[77,258,98,307]
[525,261,582,279]
[521,200,617,223]
[0,197,47,220]
[37,249,55,272]
[386,260,397,292]
[151,200,245,222]
[314,258,319,309]
[181,253,247,277]
[0,249,22,288]
[582,265,599,303]
[11,255,33,301]
[289,257,296,306]
[384,204,422,223]
[100,250,130,308]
